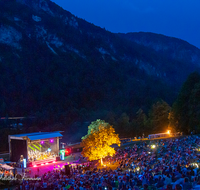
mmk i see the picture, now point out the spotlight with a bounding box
[167,130,171,134]
[41,141,44,144]
[50,139,54,143]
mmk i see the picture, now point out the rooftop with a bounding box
[9,131,63,141]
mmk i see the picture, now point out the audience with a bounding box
[9,135,200,190]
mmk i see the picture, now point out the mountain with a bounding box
[119,32,200,65]
[0,0,200,125]
[118,32,200,86]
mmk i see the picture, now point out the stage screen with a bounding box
[27,138,58,162]
[10,139,27,162]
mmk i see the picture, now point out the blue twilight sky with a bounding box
[51,0,200,48]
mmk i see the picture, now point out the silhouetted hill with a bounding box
[118,32,200,86]
[0,0,200,127]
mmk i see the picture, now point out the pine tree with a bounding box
[173,72,200,134]
[148,100,171,133]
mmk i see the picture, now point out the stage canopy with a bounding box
[9,131,63,141]
[0,163,13,170]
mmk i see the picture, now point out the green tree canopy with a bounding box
[131,109,147,137]
[173,72,200,134]
[148,100,171,133]
[82,119,109,139]
[188,83,200,132]
[115,113,130,137]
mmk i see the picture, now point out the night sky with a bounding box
[51,0,200,49]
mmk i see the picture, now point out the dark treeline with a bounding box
[1,72,200,153]
[112,72,200,138]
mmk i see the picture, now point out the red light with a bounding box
[53,161,56,163]
[41,164,44,166]
[45,163,48,165]
[33,165,37,167]
[65,149,70,154]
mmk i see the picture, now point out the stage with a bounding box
[15,152,89,177]
[8,131,63,167]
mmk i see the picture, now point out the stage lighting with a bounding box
[65,149,71,155]
[23,158,27,168]
[50,139,54,143]
[61,152,65,160]
[41,141,44,144]
[167,130,171,134]
[33,165,37,167]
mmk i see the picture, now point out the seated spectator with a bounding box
[175,184,182,190]
[156,176,164,188]
[143,184,148,190]
[182,177,192,190]
[166,184,173,190]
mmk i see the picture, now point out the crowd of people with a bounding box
[0,167,14,178]
[28,149,57,162]
[3,135,200,190]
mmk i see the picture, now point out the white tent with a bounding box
[0,163,14,170]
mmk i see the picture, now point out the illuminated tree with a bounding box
[82,119,108,140]
[81,119,121,165]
